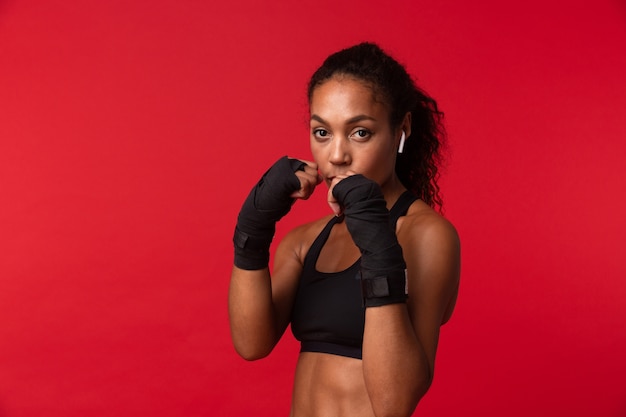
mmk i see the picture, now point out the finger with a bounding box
[303,164,320,178]
[284,157,318,198]
[326,172,360,215]
[303,165,322,185]
[327,189,342,216]
[288,157,317,172]
[290,170,321,200]
[328,199,342,216]
[327,176,346,216]
[288,157,321,187]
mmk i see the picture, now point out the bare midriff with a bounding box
[289,352,375,417]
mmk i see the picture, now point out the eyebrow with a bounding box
[310,114,377,124]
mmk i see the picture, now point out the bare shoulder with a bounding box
[397,200,460,264]
[397,200,461,324]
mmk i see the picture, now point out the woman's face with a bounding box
[309,76,399,189]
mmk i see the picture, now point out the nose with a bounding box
[328,136,350,166]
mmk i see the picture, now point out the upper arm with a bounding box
[270,227,308,336]
[228,225,311,360]
[401,215,461,373]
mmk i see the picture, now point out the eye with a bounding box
[351,129,371,141]
[313,128,330,140]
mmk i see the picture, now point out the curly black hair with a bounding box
[307,42,446,211]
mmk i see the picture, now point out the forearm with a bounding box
[229,157,316,359]
[228,266,280,360]
[362,304,432,417]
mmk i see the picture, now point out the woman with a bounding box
[229,42,460,417]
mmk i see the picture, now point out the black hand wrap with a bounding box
[233,156,306,270]
[332,175,408,307]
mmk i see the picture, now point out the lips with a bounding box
[324,175,339,185]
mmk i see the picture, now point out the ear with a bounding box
[401,112,412,138]
[396,112,412,151]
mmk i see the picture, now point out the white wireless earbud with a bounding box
[398,131,406,154]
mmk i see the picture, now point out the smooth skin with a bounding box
[229,76,460,417]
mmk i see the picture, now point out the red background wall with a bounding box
[1,0,625,415]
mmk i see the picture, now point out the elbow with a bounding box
[231,337,274,361]
[372,397,425,417]
[372,402,420,417]
[229,322,277,361]
[234,346,271,361]
[372,374,432,417]
[415,370,433,400]
[407,369,434,413]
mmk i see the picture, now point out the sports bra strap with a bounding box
[389,190,418,227]
[303,191,417,270]
[303,215,340,270]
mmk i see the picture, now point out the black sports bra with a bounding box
[290,191,417,359]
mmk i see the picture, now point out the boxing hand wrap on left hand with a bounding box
[332,175,408,307]
[233,156,306,270]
